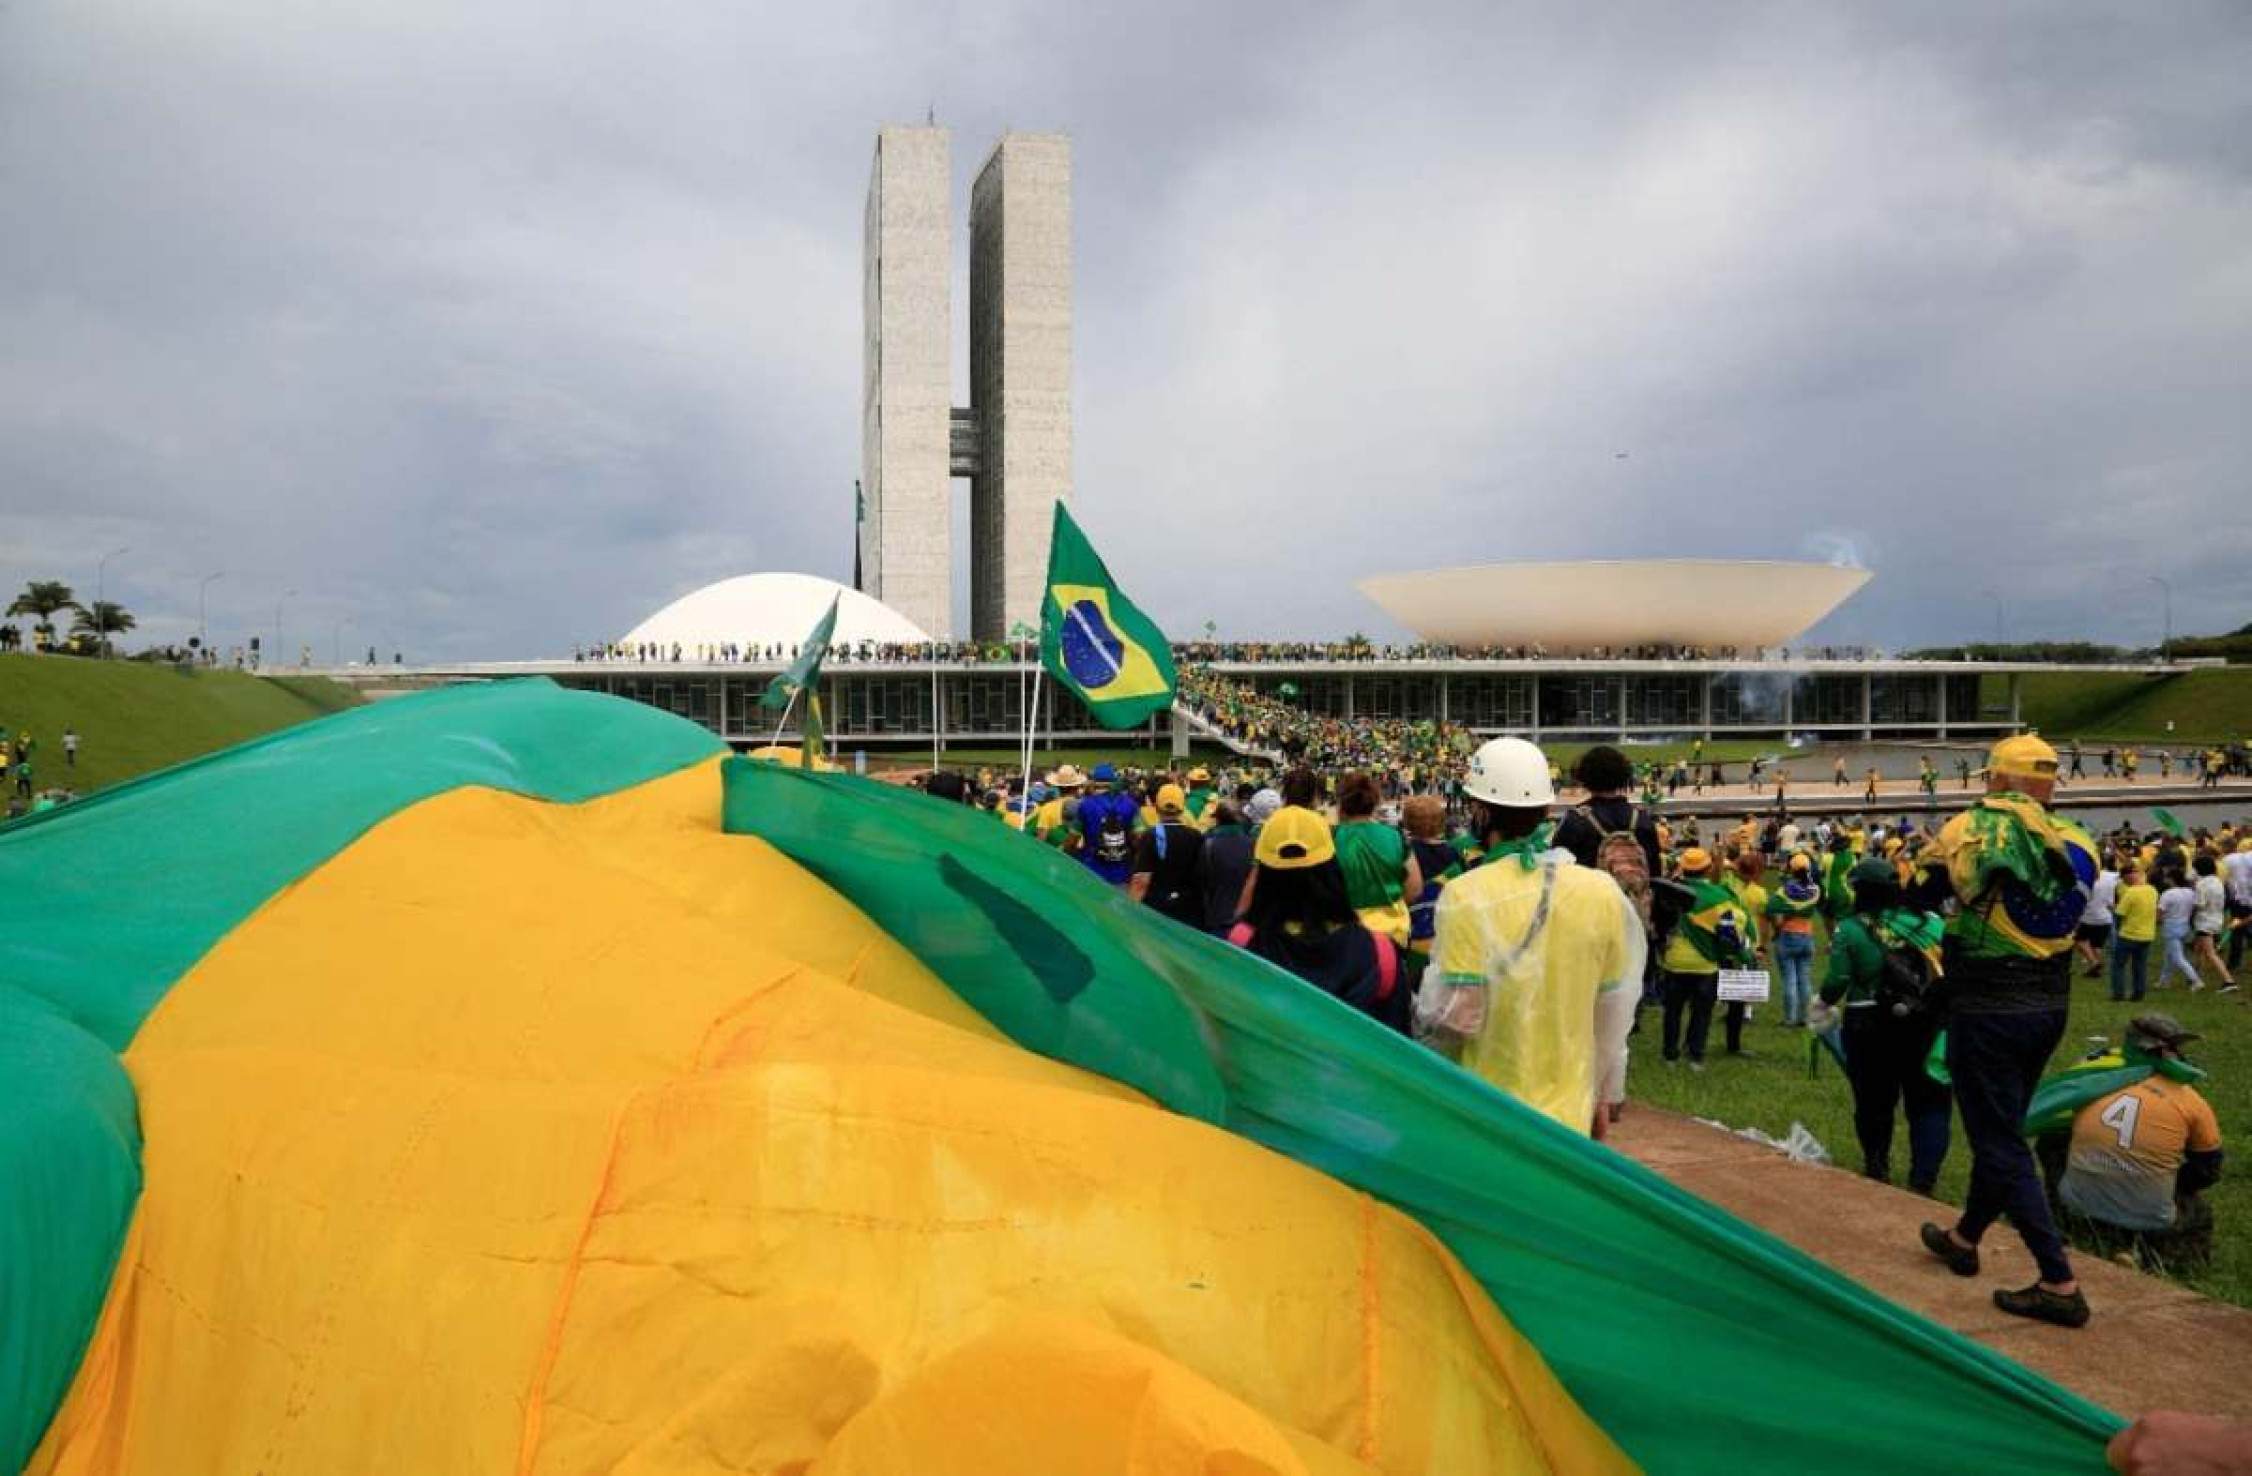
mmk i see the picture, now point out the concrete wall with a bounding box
[862,127,954,639]
[968,132,1072,642]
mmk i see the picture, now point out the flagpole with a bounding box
[1020,661,1044,822]
[769,683,800,754]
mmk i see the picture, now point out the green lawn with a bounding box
[0,654,362,795]
[1629,952,2252,1309]
[2000,668,2252,743]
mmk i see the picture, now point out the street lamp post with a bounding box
[1979,589,2004,652]
[198,571,225,656]
[95,545,129,658]
[273,589,297,672]
[2149,576,2173,663]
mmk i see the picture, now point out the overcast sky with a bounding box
[4,1,2247,659]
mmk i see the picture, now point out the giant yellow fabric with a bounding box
[30,759,1627,1475]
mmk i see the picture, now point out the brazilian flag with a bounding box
[1039,504,1176,729]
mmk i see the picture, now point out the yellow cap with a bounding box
[1187,767,1211,783]
[1155,783,1187,816]
[1788,852,1813,873]
[1678,847,1715,875]
[1255,805,1336,870]
[1989,734,2059,779]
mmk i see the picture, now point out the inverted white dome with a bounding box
[622,573,931,651]
[1357,560,1869,653]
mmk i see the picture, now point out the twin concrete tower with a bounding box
[861,127,1071,642]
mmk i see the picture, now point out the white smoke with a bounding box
[1801,531,1874,570]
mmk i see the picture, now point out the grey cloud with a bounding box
[2,0,2245,659]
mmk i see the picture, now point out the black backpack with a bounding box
[1872,924,1937,1019]
[1095,807,1132,867]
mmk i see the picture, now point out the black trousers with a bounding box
[1949,1006,2074,1285]
[1842,1007,1951,1189]
[1660,970,1717,1062]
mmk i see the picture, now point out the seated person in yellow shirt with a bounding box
[2037,1016,2223,1271]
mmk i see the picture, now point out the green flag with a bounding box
[759,595,840,712]
[1037,504,1176,729]
[2153,807,2185,839]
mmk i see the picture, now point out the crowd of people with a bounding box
[0,719,81,817]
[577,637,1893,666]
[1174,667,1479,786]
[905,729,2235,1332]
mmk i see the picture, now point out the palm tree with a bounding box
[7,580,77,647]
[70,600,137,655]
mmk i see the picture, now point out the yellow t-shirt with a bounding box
[2062,1077,2221,1230]
[2113,883,2159,943]
[1726,878,1767,943]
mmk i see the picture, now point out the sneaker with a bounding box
[1919,1222,1979,1277]
[1687,1060,1706,1073]
[2223,982,2241,994]
[1993,1283,2090,1329]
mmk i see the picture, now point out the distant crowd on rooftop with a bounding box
[574,637,1889,666]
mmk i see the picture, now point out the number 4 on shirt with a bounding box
[2100,1093,2142,1149]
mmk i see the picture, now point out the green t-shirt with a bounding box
[1334,820,1408,911]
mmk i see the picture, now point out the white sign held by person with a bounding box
[1717,969,1771,1003]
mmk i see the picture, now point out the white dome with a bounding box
[622,573,931,651]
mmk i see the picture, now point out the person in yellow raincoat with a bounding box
[1419,737,1645,1138]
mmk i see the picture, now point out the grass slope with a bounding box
[2004,669,2252,743]
[1629,958,2251,1310]
[0,655,362,794]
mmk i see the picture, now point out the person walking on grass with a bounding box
[1419,737,1642,1137]
[1766,852,1823,1027]
[1817,857,1951,1193]
[2112,863,2158,1003]
[2077,856,2119,980]
[1910,734,2096,1329]
[2152,868,2200,992]
[2189,853,2239,993]
[1657,848,1754,1072]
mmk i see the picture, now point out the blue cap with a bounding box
[1091,763,1117,782]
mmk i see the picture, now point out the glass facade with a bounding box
[556,665,1977,746]
[1623,676,1698,729]
[1445,675,1534,729]
[1537,675,1619,732]
[1792,675,1865,727]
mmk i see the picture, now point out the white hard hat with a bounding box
[1463,736,1556,808]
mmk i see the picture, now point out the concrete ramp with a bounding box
[1611,1107,2252,1421]
[1172,702,1284,763]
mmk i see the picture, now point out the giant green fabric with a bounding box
[723,759,2121,1475]
[0,992,139,1476]
[0,679,724,1470]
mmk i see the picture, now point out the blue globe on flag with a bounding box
[1059,599,1127,691]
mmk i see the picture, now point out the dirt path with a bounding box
[1610,1107,2252,1420]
